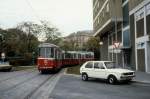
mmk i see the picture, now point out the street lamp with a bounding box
[99,41,103,60]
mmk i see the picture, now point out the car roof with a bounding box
[86,61,113,63]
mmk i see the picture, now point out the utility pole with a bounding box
[113,0,118,65]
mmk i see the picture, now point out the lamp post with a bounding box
[99,41,103,60]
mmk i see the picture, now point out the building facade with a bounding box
[129,0,150,73]
[63,30,93,50]
[93,0,150,73]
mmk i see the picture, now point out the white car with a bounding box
[80,61,135,84]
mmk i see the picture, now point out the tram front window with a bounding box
[39,47,55,58]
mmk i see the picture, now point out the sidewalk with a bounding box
[133,71,150,84]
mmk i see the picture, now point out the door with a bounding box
[93,62,106,79]
[137,49,145,72]
[84,62,94,77]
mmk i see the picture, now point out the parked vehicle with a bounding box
[0,62,12,71]
[80,61,135,84]
[37,43,94,73]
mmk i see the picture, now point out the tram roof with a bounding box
[66,51,94,54]
[38,43,59,48]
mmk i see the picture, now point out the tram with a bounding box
[37,43,94,73]
[37,43,62,73]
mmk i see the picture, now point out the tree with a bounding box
[84,37,100,60]
[40,21,61,45]
[16,22,42,52]
[17,21,62,45]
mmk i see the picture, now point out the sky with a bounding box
[0,0,93,36]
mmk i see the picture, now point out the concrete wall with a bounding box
[129,0,144,11]
[93,0,122,35]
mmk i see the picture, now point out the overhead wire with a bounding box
[25,0,42,24]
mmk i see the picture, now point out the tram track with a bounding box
[23,74,54,99]
[0,68,36,83]
[1,72,40,92]
[24,69,64,99]
[0,69,64,99]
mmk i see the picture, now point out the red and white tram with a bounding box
[37,43,62,73]
[37,43,94,73]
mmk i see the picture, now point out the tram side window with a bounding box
[39,48,45,57]
[65,53,71,59]
[78,54,81,59]
[51,48,54,58]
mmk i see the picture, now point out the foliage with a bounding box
[0,27,39,65]
[59,40,76,51]
[40,21,61,45]
[17,21,62,45]
[84,37,100,60]
[0,20,62,65]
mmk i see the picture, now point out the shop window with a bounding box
[136,18,144,37]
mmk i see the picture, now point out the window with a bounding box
[146,3,150,15]
[136,18,144,37]
[123,29,130,47]
[123,3,129,27]
[39,48,45,57]
[85,62,93,68]
[105,62,116,69]
[146,14,150,35]
[94,62,99,68]
[94,62,104,69]
[45,48,51,58]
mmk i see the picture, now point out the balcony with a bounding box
[93,0,122,37]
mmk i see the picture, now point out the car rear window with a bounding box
[105,62,116,69]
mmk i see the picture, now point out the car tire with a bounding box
[108,75,117,84]
[82,73,88,81]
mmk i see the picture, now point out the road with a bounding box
[50,74,150,99]
[0,69,63,99]
[0,69,150,99]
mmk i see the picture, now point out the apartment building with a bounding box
[93,0,150,73]
[129,0,150,73]
[93,0,124,66]
[63,30,93,50]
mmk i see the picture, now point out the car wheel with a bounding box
[82,73,88,81]
[108,76,117,84]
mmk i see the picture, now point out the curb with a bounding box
[132,80,150,84]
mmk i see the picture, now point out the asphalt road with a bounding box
[0,69,150,99]
[0,69,63,99]
[50,74,150,99]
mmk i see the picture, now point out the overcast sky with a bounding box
[0,0,93,36]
